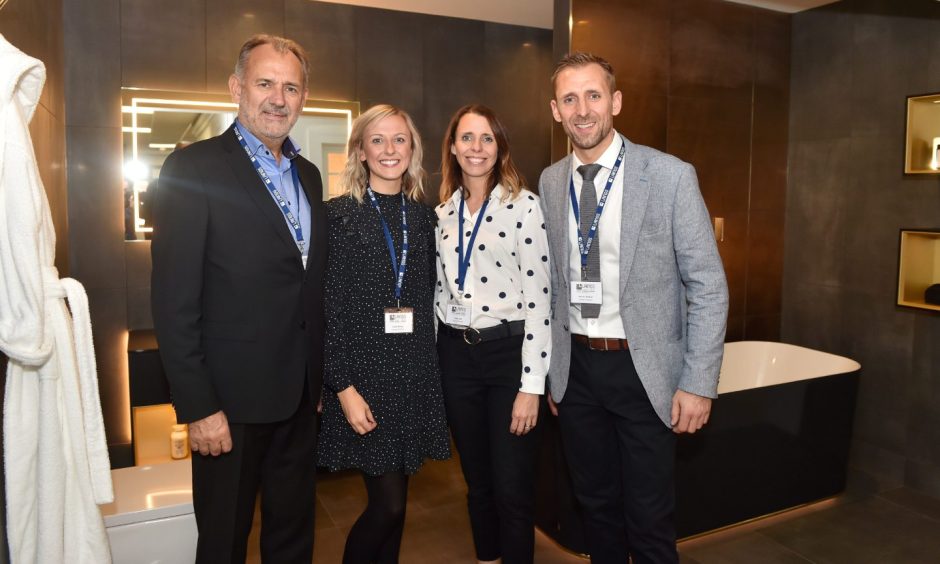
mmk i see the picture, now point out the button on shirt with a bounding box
[568,133,627,339]
[435,184,552,394]
[234,120,311,255]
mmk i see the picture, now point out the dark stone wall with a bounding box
[61,0,553,447]
[567,0,791,342]
[784,0,940,497]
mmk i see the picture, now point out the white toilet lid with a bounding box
[101,459,194,527]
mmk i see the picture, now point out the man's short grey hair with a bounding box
[234,34,310,90]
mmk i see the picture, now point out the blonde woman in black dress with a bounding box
[319,104,450,564]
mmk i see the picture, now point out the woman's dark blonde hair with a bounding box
[439,104,526,203]
[341,104,426,203]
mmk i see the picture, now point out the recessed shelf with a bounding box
[897,229,940,312]
[904,93,940,175]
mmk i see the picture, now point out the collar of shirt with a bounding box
[234,118,301,174]
[571,131,624,175]
[447,183,508,213]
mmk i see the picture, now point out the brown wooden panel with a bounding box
[613,89,667,152]
[571,0,670,94]
[667,95,751,215]
[669,0,754,101]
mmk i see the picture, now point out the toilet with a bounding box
[101,459,197,563]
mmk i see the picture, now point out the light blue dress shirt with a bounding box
[234,119,312,258]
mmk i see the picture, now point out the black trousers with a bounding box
[191,379,318,564]
[437,329,541,564]
[557,340,678,564]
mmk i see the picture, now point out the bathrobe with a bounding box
[0,34,113,563]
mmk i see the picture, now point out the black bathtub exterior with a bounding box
[675,367,859,537]
[534,366,861,551]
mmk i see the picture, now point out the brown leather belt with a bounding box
[572,334,629,352]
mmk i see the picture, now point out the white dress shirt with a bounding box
[435,184,552,394]
[568,133,627,339]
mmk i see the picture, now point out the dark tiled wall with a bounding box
[566,0,790,342]
[61,0,553,446]
[784,0,940,498]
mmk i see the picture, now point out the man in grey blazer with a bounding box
[538,53,729,564]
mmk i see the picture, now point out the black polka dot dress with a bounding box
[319,193,451,476]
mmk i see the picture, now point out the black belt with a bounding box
[439,319,525,345]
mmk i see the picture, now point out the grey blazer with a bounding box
[538,135,729,427]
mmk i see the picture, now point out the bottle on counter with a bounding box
[170,424,189,460]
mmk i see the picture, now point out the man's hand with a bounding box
[337,386,377,435]
[189,410,233,456]
[509,392,540,435]
[670,389,711,434]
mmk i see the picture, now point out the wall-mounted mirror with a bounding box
[904,92,940,175]
[122,88,358,240]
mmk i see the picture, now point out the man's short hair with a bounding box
[234,34,310,90]
[551,52,617,96]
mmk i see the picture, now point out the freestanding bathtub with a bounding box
[675,341,861,537]
[534,341,861,549]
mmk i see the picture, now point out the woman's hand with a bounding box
[509,391,540,436]
[337,386,377,435]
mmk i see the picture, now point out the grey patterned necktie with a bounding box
[577,163,603,319]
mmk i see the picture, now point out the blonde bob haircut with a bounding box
[340,104,426,203]
[439,104,526,204]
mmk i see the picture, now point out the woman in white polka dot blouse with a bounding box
[434,104,552,564]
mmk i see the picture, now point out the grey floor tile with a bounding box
[878,487,940,524]
[759,496,940,564]
[680,531,813,564]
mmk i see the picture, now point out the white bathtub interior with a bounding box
[718,341,861,395]
[101,459,196,563]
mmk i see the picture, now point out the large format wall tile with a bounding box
[482,23,553,192]
[420,17,487,184]
[66,126,126,291]
[354,8,425,114]
[784,0,940,498]
[285,1,357,102]
[63,0,120,128]
[206,0,284,93]
[86,287,130,445]
[788,5,855,142]
[121,0,207,91]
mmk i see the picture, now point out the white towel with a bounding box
[0,33,114,564]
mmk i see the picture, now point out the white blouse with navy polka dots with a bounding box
[434,184,552,394]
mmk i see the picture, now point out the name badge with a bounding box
[445,302,472,326]
[384,307,414,334]
[571,281,603,305]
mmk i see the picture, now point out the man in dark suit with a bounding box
[151,35,326,563]
[539,53,729,563]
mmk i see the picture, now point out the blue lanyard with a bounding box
[568,142,626,271]
[366,186,408,303]
[456,195,490,293]
[233,125,305,255]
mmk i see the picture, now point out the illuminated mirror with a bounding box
[122,88,358,240]
[904,92,940,175]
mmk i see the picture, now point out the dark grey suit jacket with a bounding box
[538,135,729,427]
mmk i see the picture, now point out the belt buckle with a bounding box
[463,327,482,345]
